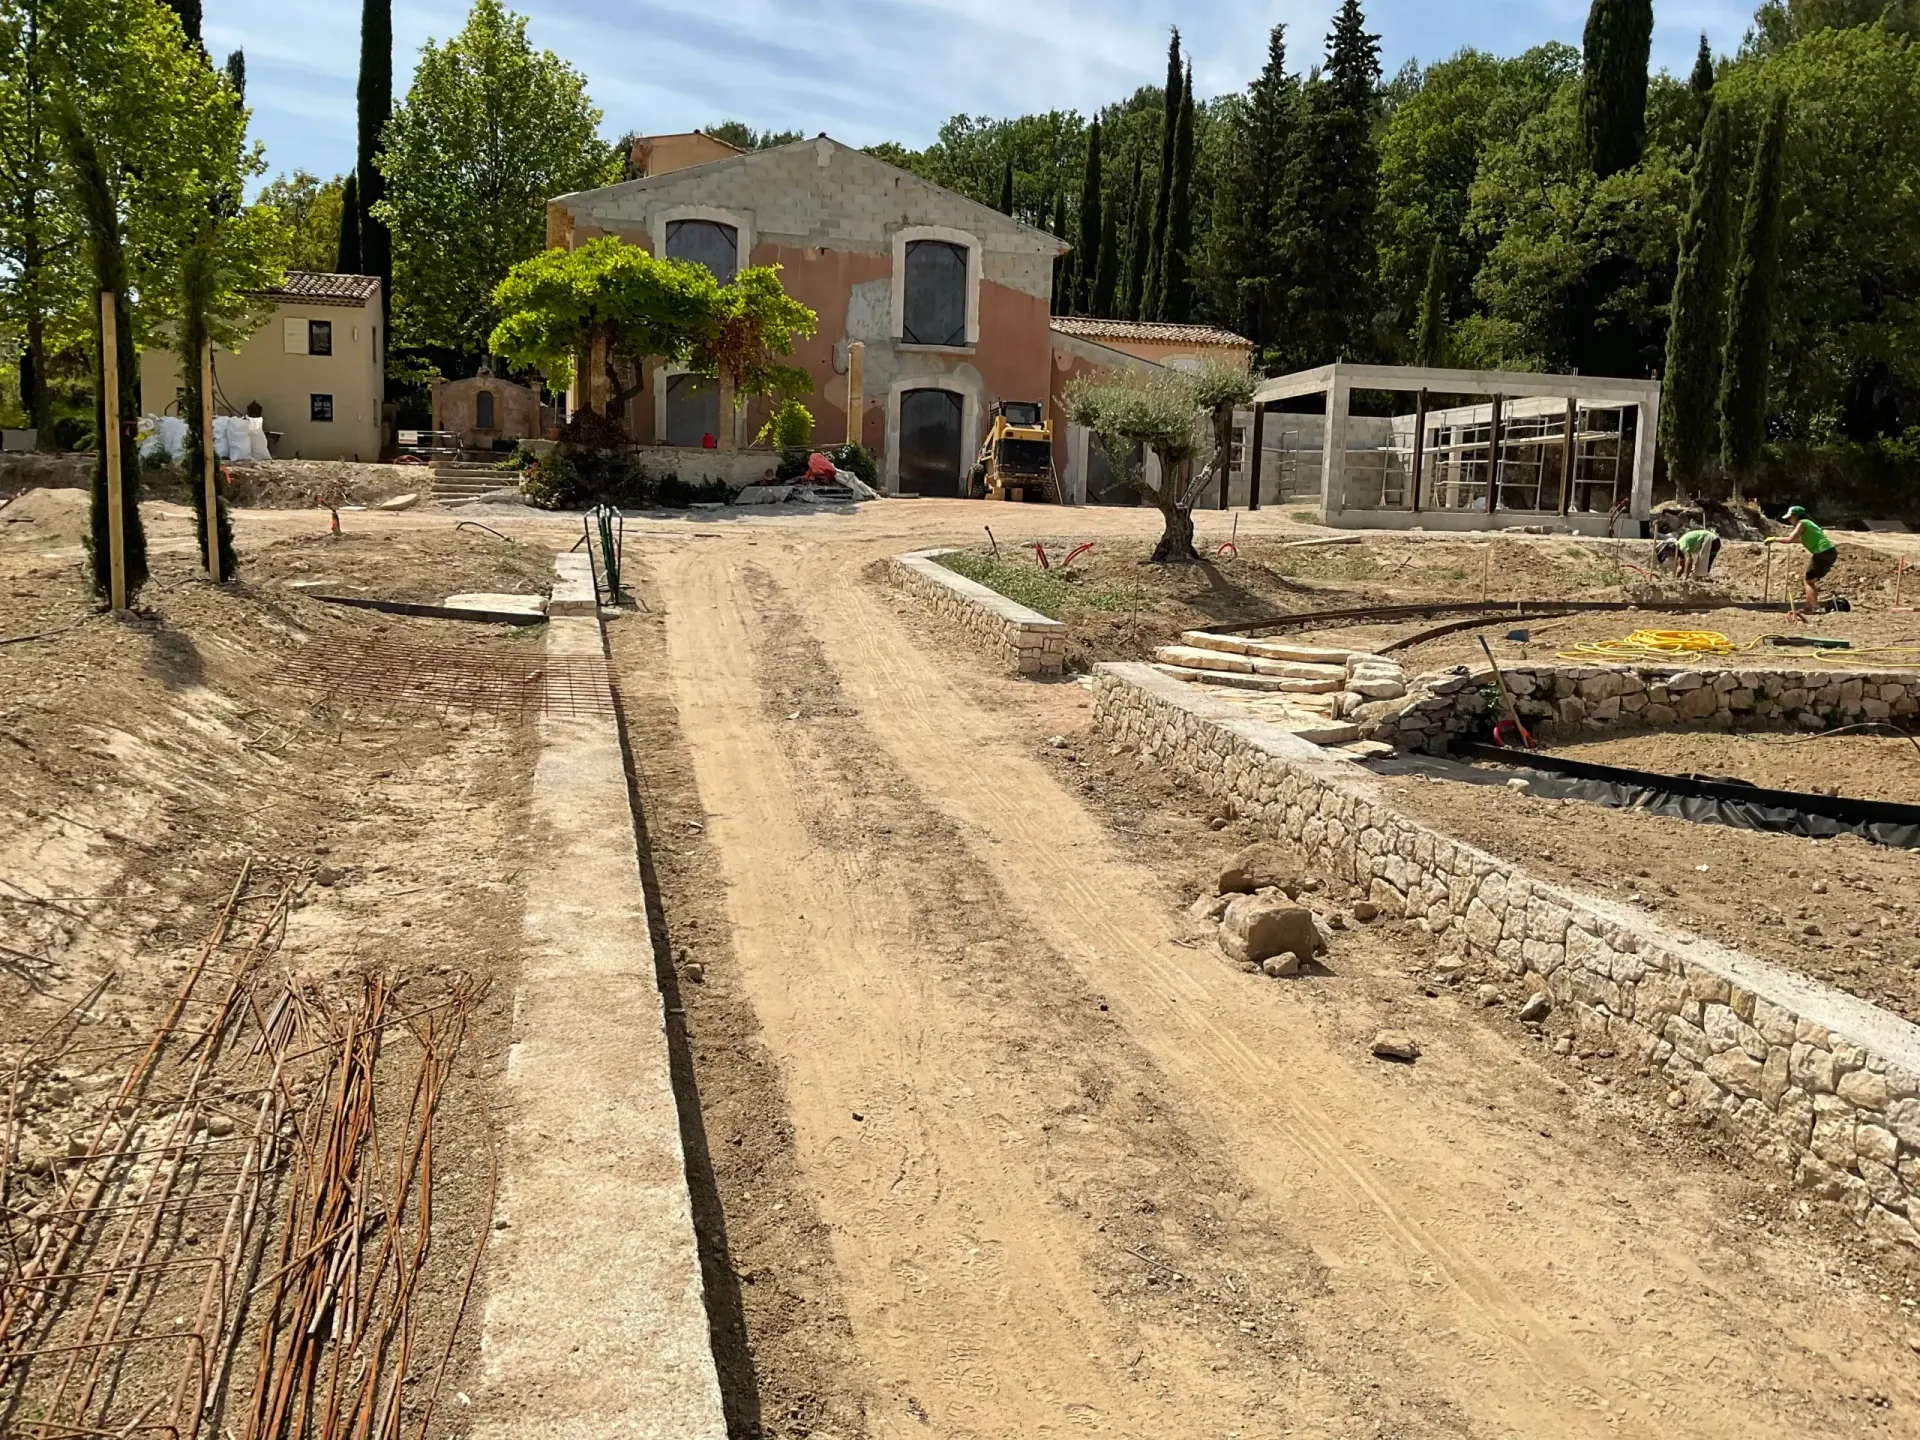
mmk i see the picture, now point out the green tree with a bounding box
[375,0,621,369]
[1073,118,1102,313]
[999,155,1014,215]
[1415,236,1448,365]
[336,172,361,272]
[1660,100,1736,493]
[161,0,198,45]
[1163,64,1196,321]
[865,111,1084,229]
[1050,189,1070,312]
[1143,30,1182,320]
[1719,93,1790,486]
[705,120,803,150]
[1577,0,1653,177]
[176,229,236,578]
[691,264,818,451]
[1090,170,1121,316]
[1688,33,1715,136]
[258,170,347,272]
[1122,142,1151,318]
[224,48,244,98]
[1752,0,1920,52]
[1275,0,1383,365]
[1201,24,1299,359]
[356,0,391,318]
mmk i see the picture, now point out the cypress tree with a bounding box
[356,0,393,323]
[1577,0,1654,178]
[1091,175,1121,317]
[1050,190,1071,314]
[1074,119,1103,314]
[1661,100,1736,494]
[163,0,202,47]
[225,49,246,101]
[1687,33,1714,138]
[1143,29,1182,320]
[998,156,1014,215]
[1415,237,1447,367]
[1163,65,1197,322]
[1121,153,1149,319]
[1719,93,1789,488]
[1206,25,1295,359]
[338,172,363,274]
[178,232,238,579]
[51,98,148,603]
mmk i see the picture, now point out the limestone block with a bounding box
[1810,1094,1856,1165]
[1865,1205,1920,1252]
[1838,1069,1889,1112]
[1886,1097,1920,1150]
[1676,686,1720,721]
[1705,1048,1765,1100]
[1644,704,1677,725]
[1760,1047,1792,1107]
[1790,1042,1838,1095]
[1857,1122,1901,1169]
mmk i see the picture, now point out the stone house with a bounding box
[139,272,384,461]
[433,373,544,450]
[546,135,1067,495]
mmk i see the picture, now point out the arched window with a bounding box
[666,219,739,283]
[665,373,720,447]
[902,240,967,346]
[475,390,496,429]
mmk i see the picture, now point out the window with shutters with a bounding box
[901,240,968,347]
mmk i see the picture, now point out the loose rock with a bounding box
[1219,894,1323,965]
[1370,1030,1420,1062]
[1476,984,1501,1008]
[1261,954,1301,978]
[1517,992,1551,1023]
[1188,893,1232,923]
[684,961,706,983]
[1216,844,1297,897]
[1351,900,1379,923]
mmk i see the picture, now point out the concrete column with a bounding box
[1320,366,1350,519]
[1248,403,1265,511]
[846,341,865,445]
[1629,396,1659,523]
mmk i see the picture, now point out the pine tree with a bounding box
[1050,190,1071,314]
[1578,0,1654,178]
[357,0,393,322]
[998,156,1014,215]
[1203,25,1296,360]
[1416,237,1447,367]
[1275,0,1381,364]
[1719,93,1790,488]
[1661,101,1736,494]
[1688,33,1714,138]
[1143,29,1182,320]
[1120,153,1149,319]
[338,172,363,274]
[1163,65,1197,322]
[1074,119,1103,314]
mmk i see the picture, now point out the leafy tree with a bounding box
[1660,100,1736,493]
[691,265,818,451]
[1577,0,1653,177]
[1201,24,1299,359]
[1720,93,1789,486]
[258,171,346,272]
[1065,360,1253,562]
[375,0,621,369]
[1073,118,1102,313]
[336,172,361,272]
[1143,30,1182,320]
[1751,0,1920,53]
[1274,0,1383,366]
[999,155,1014,215]
[1163,64,1196,321]
[357,0,391,318]
[705,120,803,150]
[489,235,720,424]
[1415,237,1448,365]
[864,111,1084,230]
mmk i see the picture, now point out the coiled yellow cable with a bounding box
[1557,629,1752,662]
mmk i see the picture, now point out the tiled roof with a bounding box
[255,271,382,307]
[1051,316,1252,348]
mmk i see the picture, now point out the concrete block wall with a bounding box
[891,550,1066,677]
[1365,662,1920,752]
[1094,661,1920,1252]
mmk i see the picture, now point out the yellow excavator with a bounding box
[969,400,1060,502]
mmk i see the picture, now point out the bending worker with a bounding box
[1673,526,1722,579]
[1765,504,1838,611]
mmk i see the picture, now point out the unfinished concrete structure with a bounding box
[1246,362,1661,535]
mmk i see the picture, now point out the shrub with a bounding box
[658,473,733,507]
[755,396,814,451]
[521,445,657,510]
[774,448,810,480]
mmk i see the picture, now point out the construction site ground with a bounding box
[5,488,1920,1438]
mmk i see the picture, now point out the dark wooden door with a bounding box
[899,389,963,496]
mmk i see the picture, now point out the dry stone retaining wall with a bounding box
[1095,661,1920,1252]
[1368,661,1920,752]
[891,550,1067,677]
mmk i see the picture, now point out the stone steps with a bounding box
[1152,662,1345,695]
[1179,631,1355,667]
[1153,646,1347,689]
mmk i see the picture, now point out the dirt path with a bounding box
[633,528,1920,1439]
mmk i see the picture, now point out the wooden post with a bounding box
[586,333,608,415]
[1409,388,1428,513]
[1559,398,1577,516]
[1248,403,1265,510]
[846,341,865,445]
[201,340,221,583]
[100,291,127,612]
[1486,393,1503,517]
[716,370,736,452]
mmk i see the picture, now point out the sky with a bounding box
[208,0,1760,185]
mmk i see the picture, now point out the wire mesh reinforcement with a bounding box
[279,638,617,719]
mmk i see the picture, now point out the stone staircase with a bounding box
[1149,631,1412,748]
[430,457,516,504]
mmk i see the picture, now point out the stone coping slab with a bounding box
[1094,660,1920,1251]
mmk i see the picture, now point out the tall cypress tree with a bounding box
[337,172,363,274]
[1661,100,1737,494]
[1143,29,1182,321]
[224,51,246,100]
[1415,237,1447,367]
[1121,153,1149,319]
[1577,0,1654,178]
[162,0,202,47]
[1719,93,1790,488]
[1205,25,1296,360]
[998,156,1014,215]
[1163,64,1197,322]
[1050,190,1071,314]
[1091,174,1121,317]
[356,0,393,324]
[1074,119,1103,314]
[1687,33,1714,138]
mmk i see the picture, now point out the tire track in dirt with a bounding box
[774,538,1917,1440]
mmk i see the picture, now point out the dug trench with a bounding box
[614,531,1920,1439]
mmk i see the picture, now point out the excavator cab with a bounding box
[970,400,1059,503]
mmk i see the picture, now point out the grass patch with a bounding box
[935,549,1134,618]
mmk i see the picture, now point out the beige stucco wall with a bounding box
[139,292,383,461]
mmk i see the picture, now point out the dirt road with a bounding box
[611,519,1920,1440]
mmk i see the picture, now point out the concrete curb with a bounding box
[472,570,727,1439]
[1094,660,1920,1253]
[890,549,1067,677]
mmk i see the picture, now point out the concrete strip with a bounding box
[472,600,726,1440]
[549,551,598,617]
[443,591,548,619]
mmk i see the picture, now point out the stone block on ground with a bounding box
[1371,1030,1421,1062]
[1218,893,1323,965]
[1218,845,1296,896]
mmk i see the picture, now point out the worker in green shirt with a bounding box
[1765,504,1838,611]
[1673,527,1721,579]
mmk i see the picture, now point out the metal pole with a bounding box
[1248,403,1265,511]
[100,291,127,611]
[1409,388,1428,513]
[1559,398,1576,517]
[201,340,221,583]
[1486,393,1503,518]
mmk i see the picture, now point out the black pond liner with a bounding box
[1372,742,1920,851]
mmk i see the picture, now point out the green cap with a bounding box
[1782,505,1806,520]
